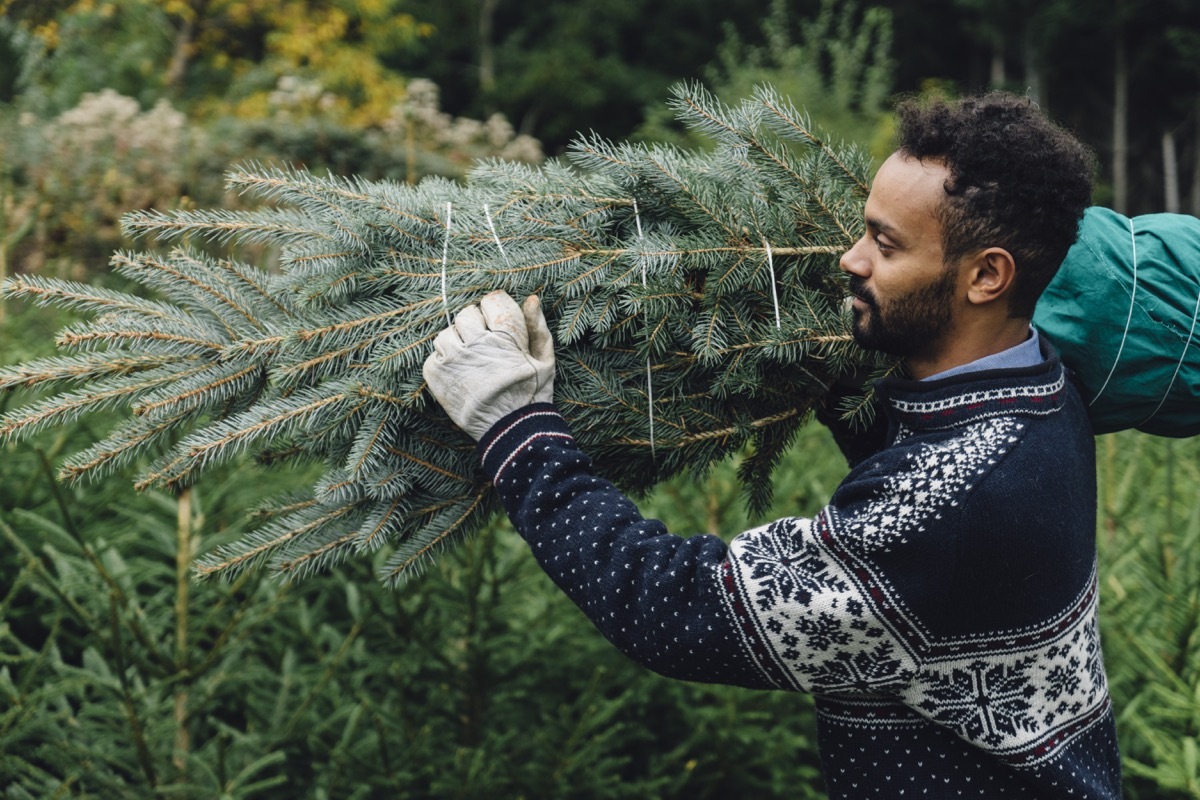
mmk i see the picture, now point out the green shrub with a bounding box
[0,304,826,799]
[3,302,1199,798]
[1097,431,1200,799]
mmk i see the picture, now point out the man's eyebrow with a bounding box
[866,216,901,239]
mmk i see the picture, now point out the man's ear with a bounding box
[965,247,1016,306]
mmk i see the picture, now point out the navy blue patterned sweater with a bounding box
[477,352,1122,799]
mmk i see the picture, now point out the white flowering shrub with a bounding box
[3,90,197,277]
[1,80,543,280]
[384,78,543,168]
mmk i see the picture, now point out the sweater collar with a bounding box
[876,339,1068,432]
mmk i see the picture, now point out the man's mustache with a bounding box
[848,277,878,310]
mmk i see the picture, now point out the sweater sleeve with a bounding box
[477,403,920,695]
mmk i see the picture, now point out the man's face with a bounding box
[840,152,961,358]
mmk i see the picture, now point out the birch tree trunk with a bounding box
[1191,99,1200,215]
[478,0,500,93]
[1022,23,1042,105]
[1163,130,1180,213]
[1112,33,1129,214]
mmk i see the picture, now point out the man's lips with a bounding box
[849,292,872,312]
[847,278,873,311]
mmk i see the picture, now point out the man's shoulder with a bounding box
[876,353,1089,440]
[833,358,1095,538]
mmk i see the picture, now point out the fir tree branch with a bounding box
[378,488,492,585]
[0,363,214,440]
[58,410,192,483]
[193,499,362,579]
[134,391,364,491]
[57,327,226,355]
[123,207,336,247]
[131,362,266,419]
[755,87,870,195]
[0,353,181,392]
[3,86,883,585]
[617,407,803,448]
[277,528,360,576]
[1,273,185,319]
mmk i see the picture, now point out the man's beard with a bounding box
[848,268,957,357]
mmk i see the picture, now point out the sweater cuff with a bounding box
[475,403,575,484]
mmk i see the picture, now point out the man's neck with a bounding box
[904,317,1033,380]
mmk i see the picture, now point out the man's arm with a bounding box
[424,292,921,694]
[477,403,777,688]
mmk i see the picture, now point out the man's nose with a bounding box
[839,236,869,277]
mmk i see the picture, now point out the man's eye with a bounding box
[873,236,894,253]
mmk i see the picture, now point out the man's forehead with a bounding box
[865,153,948,233]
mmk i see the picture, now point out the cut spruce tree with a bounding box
[0,85,878,586]
[1,84,1193,587]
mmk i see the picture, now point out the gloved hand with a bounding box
[422,290,555,441]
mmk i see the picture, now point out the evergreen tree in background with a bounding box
[0,84,884,586]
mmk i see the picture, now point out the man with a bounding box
[423,93,1122,798]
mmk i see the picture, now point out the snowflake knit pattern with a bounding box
[477,352,1122,799]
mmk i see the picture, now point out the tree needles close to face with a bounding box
[0,84,882,587]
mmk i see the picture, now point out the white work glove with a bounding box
[422,290,555,441]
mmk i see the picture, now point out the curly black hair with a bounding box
[895,92,1096,318]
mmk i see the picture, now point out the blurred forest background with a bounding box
[0,0,1199,797]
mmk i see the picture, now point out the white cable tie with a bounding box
[1140,283,1200,427]
[1090,217,1137,406]
[483,203,511,266]
[633,199,655,456]
[440,202,453,327]
[764,237,781,329]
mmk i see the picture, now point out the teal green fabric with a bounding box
[1034,206,1200,437]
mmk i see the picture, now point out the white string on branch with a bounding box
[483,204,511,266]
[440,202,453,326]
[764,237,781,329]
[633,199,655,456]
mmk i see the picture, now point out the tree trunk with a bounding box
[1022,23,1042,105]
[990,32,1006,89]
[1112,34,1129,214]
[478,0,500,94]
[1163,130,1180,213]
[165,1,202,93]
[173,488,194,776]
[1191,98,1200,215]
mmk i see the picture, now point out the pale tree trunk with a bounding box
[1112,34,1129,214]
[990,32,1006,89]
[478,0,500,94]
[1163,130,1180,213]
[165,1,204,92]
[1191,99,1200,215]
[1022,24,1042,105]
[173,489,194,776]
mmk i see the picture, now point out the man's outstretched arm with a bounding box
[424,291,920,694]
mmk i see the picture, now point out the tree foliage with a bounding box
[638,0,894,158]
[2,0,430,123]
[0,84,882,586]
[0,348,830,796]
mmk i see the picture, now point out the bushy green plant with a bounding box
[1097,431,1200,799]
[0,304,831,799]
[635,0,894,160]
